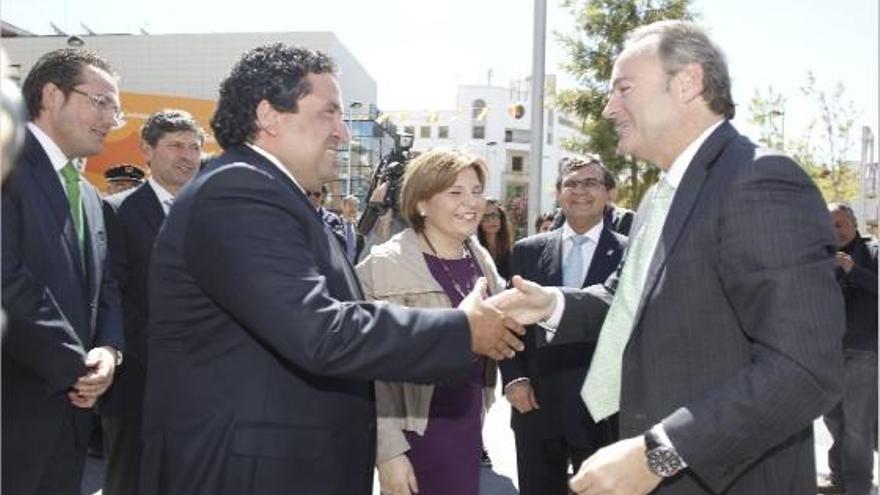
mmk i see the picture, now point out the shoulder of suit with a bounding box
[104,184,142,210]
[513,230,557,251]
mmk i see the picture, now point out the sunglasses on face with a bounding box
[482,212,501,220]
[306,191,323,198]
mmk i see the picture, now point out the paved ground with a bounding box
[82,388,877,495]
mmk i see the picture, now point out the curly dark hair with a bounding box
[210,44,336,149]
[141,109,206,146]
[22,48,114,120]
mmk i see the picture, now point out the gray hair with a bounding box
[828,202,858,229]
[627,20,735,119]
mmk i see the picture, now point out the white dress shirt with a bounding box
[148,177,176,215]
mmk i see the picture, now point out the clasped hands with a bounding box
[68,346,118,408]
[459,275,557,361]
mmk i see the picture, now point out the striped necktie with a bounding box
[580,179,676,421]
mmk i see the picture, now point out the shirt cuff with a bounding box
[503,377,531,392]
[537,288,565,342]
[653,423,688,468]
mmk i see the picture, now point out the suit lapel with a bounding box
[585,228,617,286]
[81,184,104,316]
[539,229,564,286]
[133,184,166,233]
[24,131,86,275]
[633,122,739,324]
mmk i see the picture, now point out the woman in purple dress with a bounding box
[356,148,505,495]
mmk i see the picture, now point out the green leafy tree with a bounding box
[747,76,860,204]
[556,0,694,208]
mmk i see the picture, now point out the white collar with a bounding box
[245,143,306,195]
[147,177,176,205]
[27,122,70,173]
[662,119,725,189]
[562,219,604,244]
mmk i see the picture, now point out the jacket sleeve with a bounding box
[663,155,845,492]
[497,241,528,386]
[1,174,87,393]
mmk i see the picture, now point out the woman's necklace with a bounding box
[422,233,480,301]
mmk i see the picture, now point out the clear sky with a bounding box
[2,0,877,158]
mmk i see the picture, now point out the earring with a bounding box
[419,211,426,217]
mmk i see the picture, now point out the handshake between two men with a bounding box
[458,275,558,361]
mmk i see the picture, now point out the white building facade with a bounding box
[389,75,587,236]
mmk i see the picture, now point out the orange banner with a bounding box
[84,92,220,191]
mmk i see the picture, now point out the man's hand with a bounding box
[569,436,663,495]
[835,252,854,273]
[504,380,540,413]
[460,277,525,360]
[69,346,117,408]
[486,276,557,325]
[377,454,419,495]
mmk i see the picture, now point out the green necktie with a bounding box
[580,179,676,421]
[60,161,84,251]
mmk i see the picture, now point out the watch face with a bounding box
[647,447,684,477]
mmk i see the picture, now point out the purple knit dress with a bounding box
[402,253,486,495]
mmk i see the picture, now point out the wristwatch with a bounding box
[644,428,685,477]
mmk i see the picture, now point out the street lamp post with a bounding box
[346,101,363,195]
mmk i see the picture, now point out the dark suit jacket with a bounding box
[604,204,634,236]
[837,233,878,351]
[500,226,625,445]
[100,183,165,418]
[1,129,124,493]
[139,145,473,495]
[554,122,845,494]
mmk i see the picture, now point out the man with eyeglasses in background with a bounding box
[499,156,626,495]
[2,48,125,495]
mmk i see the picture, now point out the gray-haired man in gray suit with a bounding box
[489,20,845,495]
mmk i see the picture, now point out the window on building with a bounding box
[505,130,513,143]
[511,156,524,173]
[403,125,415,137]
[472,125,485,140]
[420,126,431,138]
[438,126,449,139]
[472,99,487,120]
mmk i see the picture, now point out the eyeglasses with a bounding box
[481,212,500,221]
[562,178,604,191]
[70,88,126,128]
[306,191,323,198]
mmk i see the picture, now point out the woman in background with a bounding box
[534,211,555,234]
[356,148,503,495]
[477,198,513,281]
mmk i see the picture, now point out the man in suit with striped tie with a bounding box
[490,20,845,495]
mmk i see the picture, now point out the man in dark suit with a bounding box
[819,203,878,495]
[549,164,633,237]
[500,157,625,495]
[139,44,523,495]
[101,109,204,495]
[1,48,125,495]
[602,169,634,236]
[490,21,844,495]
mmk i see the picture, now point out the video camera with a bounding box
[357,131,413,237]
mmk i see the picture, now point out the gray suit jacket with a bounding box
[554,122,844,494]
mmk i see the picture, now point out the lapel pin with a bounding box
[606,249,614,256]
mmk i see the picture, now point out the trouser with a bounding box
[824,349,878,495]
